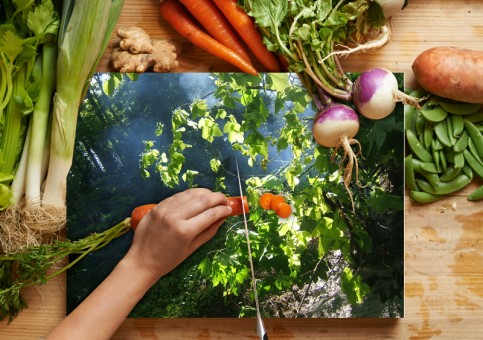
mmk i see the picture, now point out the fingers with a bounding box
[166,188,229,221]
[188,217,226,253]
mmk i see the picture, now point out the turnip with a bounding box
[353,67,420,120]
[312,101,361,211]
[378,0,408,19]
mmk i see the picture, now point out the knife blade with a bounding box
[235,158,268,340]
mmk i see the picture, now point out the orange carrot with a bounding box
[178,0,252,63]
[259,192,274,210]
[131,204,157,230]
[160,0,258,75]
[275,202,292,218]
[212,0,280,72]
[227,196,249,216]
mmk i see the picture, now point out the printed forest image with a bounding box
[66,72,404,318]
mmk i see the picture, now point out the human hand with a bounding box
[123,188,232,284]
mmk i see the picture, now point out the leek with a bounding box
[42,0,125,217]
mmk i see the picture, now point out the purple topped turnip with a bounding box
[353,67,420,120]
[312,100,362,211]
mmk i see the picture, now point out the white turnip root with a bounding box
[378,0,407,18]
[353,67,420,120]
[312,103,361,211]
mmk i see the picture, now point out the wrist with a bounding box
[120,249,164,288]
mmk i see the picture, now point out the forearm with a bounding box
[46,255,158,340]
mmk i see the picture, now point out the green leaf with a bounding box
[27,0,59,40]
[210,158,221,173]
[251,0,288,29]
[0,30,24,63]
[365,192,403,214]
[340,268,371,305]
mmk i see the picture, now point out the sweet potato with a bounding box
[412,47,483,104]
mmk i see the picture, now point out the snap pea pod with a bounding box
[453,130,469,153]
[465,111,483,123]
[439,149,447,173]
[464,119,483,158]
[467,185,483,201]
[416,174,471,195]
[467,138,483,164]
[412,158,440,189]
[440,165,462,182]
[462,149,483,179]
[405,155,418,191]
[446,117,457,146]
[423,122,433,150]
[406,129,433,163]
[434,120,452,147]
[420,106,447,122]
[451,114,464,137]
[463,164,473,181]
[439,101,481,115]
[432,148,441,173]
[454,152,465,170]
[404,104,417,133]
[410,191,442,203]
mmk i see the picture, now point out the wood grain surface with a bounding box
[1,0,482,338]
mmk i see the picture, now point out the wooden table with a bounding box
[1,0,482,338]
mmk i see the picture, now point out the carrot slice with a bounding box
[212,0,280,72]
[259,192,274,210]
[275,202,292,218]
[160,0,258,75]
[178,0,252,63]
[227,196,249,216]
[269,195,285,211]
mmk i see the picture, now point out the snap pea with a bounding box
[410,191,442,203]
[439,101,481,115]
[412,158,440,189]
[404,104,417,132]
[467,184,483,201]
[432,148,441,173]
[454,152,465,170]
[418,161,440,173]
[451,114,464,137]
[434,120,452,147]
[404,155,418,191]
[464,119,483,158]
[465,110,483,123]
[467,138,483,164]
[431,137,444,151]
[446,117,457,146]
[420,106,448,122]
[416,174,471,195]
[463,149,483,179]
[439,149,447,173]
[463,164,473,181]
[415,111,426,136]
[453,130,469,153]
[423,122,434,150]
[406,129,433,163]
[440,165,462,182]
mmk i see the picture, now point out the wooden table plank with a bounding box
[1,0,482,338]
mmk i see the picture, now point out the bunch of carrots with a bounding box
[159,0,281,74]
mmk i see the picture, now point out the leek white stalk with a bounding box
[42,0,125,214]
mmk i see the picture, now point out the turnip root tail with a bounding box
[393,89,423,109]
[321,25,391,62]
[331,136,363,212]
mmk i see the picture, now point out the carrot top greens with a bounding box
[240,0,387,100]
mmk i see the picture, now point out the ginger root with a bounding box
[111,26,178,73]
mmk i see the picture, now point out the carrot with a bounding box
[227,196,249,216]
[131,204,157,230]
[275,202,292,218]
[212,0,280,72]
[269,195,285,211]
[178,0,252,63]
[259,192,274,210]
[159,0,258,75]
